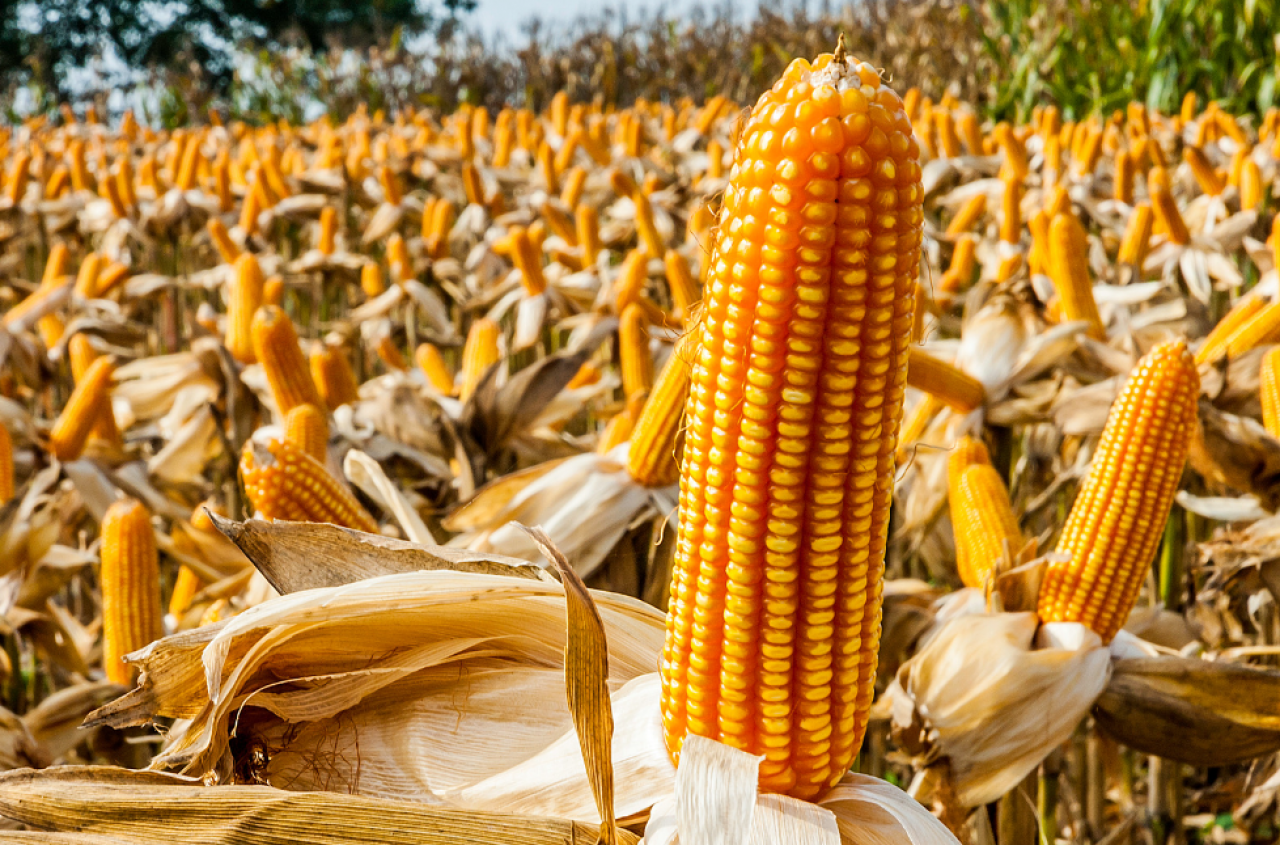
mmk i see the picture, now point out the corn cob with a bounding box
[283,403,330,462]
[1210,301,1280,362]
[67,334,123,447]
[459,318,501,402]
[376,335,409,372]
[560,167,587,209]
[93,262,129,299]
[634,192,666,258]
[907,347,985,412]
[1185,147,1225,196]
[252,305,324,415]
[949,457,1023,589]
[660,46,923,799]
[309,341,361,411]
[626,338,692,487]
[664,250,700,322]
[1150,167,1191,246]
[618,303,653,400]
[1038,340,1198,642]
[945,194,986,236]
[240,438,378,532]
[263,276,285,308]
[576,204,602,268]
[72,253,103,298]
[894,394,942,465]
[1262,347,1280,438]
[100,498,163,685]
[318,206,337,255]
[6,152,30,205]
[597,407,636,454]
[1240,158,1263,211]
[208,218,240,264]
[225,253,264,364]
[938,235,977,301]
[49,356,115,462]
[511,227,548,295]
[566,362,601,390]
[0,424,12,503]
[1114,147,1136,204]
[416,342,456,395]
[168,563,203,619]
[1196,296,1268,364]
[613,250,649,313]
[1048,213,1107,340]
[1000,173,1022,244]
[1117,203,1153,269]
[540,201,577,245]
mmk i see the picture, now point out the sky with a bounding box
[463,0,750,40]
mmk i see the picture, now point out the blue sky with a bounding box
[464,0,749,39]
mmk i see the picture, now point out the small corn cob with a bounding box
[567,362,602,390]
[1184,147,1225,197]
[945,194,986,236]
[1048,213,1106,340]
[72,253,103,299]
[168,563,203,620]
[540,201,577,245]
[309,341,361,411]
[949,450,1023,589]
[94,262,129,298]
[49,356,115,462]
[1150,167,1191,246]
[67,334,123,447]
[576,204,603,268]
[1262,347,1280,438]
[1117,203,1153,269]
[1038,340,1198,642]
[283,403,330,462]
[597,407,636,454]
[895,394,942,465]
[1114,147,1136,204]
[318,206,337,255]
[1240,158,1263,212]
[511,227,548,295]
[1000,173,1022,244]
[633,192,666,258]
[661,45,923,799]
[225,253,264,364]
[416,343,456,395]
[560,167,587,209]
[907,347,985,412]
[938,235,977,301]
[208,218,240,264]
[252,305,324,415]
[1211,301,1280,362]
[618,303,653,400]
[1196,295,1267,364]
[613,250,649,313]
[240,438,378,533]
[459,318,501,402]
[0,424,12,503]
[626,338,691,487]
[100,498,163,685]
[664,250,700,322]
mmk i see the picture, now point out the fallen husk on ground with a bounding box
[57,520,960,845]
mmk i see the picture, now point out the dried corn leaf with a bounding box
[1094,657,1280,766]
[0,766,635,844]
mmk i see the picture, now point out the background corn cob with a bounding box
[459,318,501,402]
[100,498,162,685]
[283,403,330,462]
[1038,340,1198,642]
[1196,295,1266,364]
[0,423,12,502]
[618,303,653,400]
[225,254,264,364]
[661,46,923,799]
[309,341,361,411]
[1048,213,1106,340]
[626,337,691,487]
[240,438,378,532]
[252,305,325,415]
[67,334,123,448]
[906,347,985,412]
[416,342,456,395]
[1261,347,1280,438]
[49,356,115,462]
[950,460,1023,589]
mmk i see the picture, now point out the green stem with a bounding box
[1158,504,1184,611]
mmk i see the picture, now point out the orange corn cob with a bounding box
[633,192,666,258]
[618,303,653,400]
[459,318,500,401]
[613,250,649,313]
[560,166,587,209]
[907,347,985,412]
[416,342,456,395]
[1185,146,1225,196]
[168,563,203,619]
[100,498,163,685]
[379,165,402,207]
[949,445,1022,589]
[661,46,923,799]
[1000,173,1022,244]
[241,438,378,532]
[225,253,264,364]
[664,249,700,322]
[49,356,115,461]
[1196,296,1267,364]
[626,340,692,487]
[263,276,285,308]
[1114,147,1136,205]
[67,334,123,447]
[540,201,578,245]
[1150,167,1191,246]
[1038,340,1198,642]
[1048,213,1106,340]
[894,394,942,465]
[938,235,977,301]
[576,204,602,268]
[72,253,104,298]
[945,194,986,236]
[566,361,602,390]
[597,407,636,454]
[462,163,485,207]
[376,335,409,372]
[610,167,638,199]
[1240,158,1263,211]
[6,152,30,204]
[207,218,241,264]
[283,403,329,462]
[317,206,337,255]
[309,341,361,410]
[361,263,386,298]
[511,227,548,295]
[0,424,12,502]
[252,305,324,415]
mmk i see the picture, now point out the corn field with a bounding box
[4,32,1280,845]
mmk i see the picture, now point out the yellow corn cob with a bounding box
[376,335,409,372]
[309,341,361,411]
[1118,203,1153,268]
[284,403,330,462]
[1150,167,1191,246]
[597,407,636,454]
[1185,146,1225,196]
[894,394,942,465]
[1240,158,1263,211]
[907,347,985,412]
[949,454,1023,589]
[318,206,337,255]
[1114,147,1136,204]
[511,227,548,295]
[1196,295,1267,364]
[661,46,923,799]
[540,201,577,246]
[1073,125,1103,177]
[49,356,115,461]
[618,303,653,400]
[67,334,123,446]
[566,361,601,390]
[1262,347,1280,438]
[42,243,70,286]
[1212,301,1280,361]
[252,305,324,415]
[225,253,264,364]
[102,171,128,218]
[93,262,129,299]
[207,218,240,264]
[560,166,587,209]
[240,438,378,532]
[361,263,386,299]
[426,200,455,260]
[459,318,501,401]
[664,249,700,323]
[100,498,163,685]
[168,563,203,619]
[214,154,232,213]
[1180,92,1198,125]
[537,142,558,194]
[945,194,986,236]
[72,253,103,298]
[379,165,402,207]
[613,250,649,313]
[996,254,1023,282]
[415,342,456,395]
[1038,340,1198,642]
[1048,213,1106,341]
[239,180,262,236]
[6,152,30,204]
[633,192,666,258]
[0,424,12,503]
[938,235,977,301]
[626,339,691,487]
